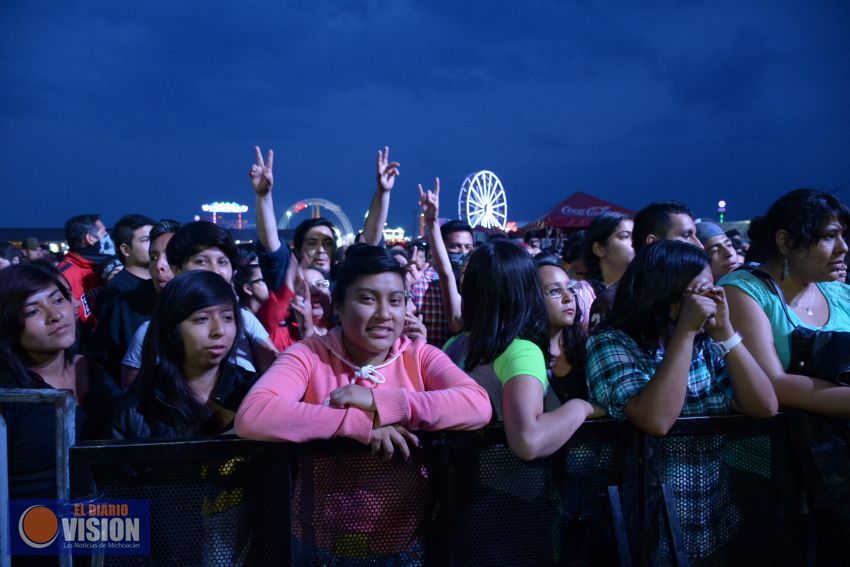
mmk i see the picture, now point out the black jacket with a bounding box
[112,362,257,440]
[91,271,156,382]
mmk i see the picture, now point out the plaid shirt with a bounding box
[410,266,451,348]
[586,329,733,420]
[588,328,740,560]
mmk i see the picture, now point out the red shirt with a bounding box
[57,252,104,327]
[256,283,300,352]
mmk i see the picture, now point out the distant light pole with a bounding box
[717,200,727,223]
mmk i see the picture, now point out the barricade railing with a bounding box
[0,388,76,567]
[66,414,808,566]
[640,415,803,566]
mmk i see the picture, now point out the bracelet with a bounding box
[714,331,743,357]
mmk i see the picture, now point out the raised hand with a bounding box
[403,313,427,342]
[405,257,422,287]
[249,146,274,197]
[369,424,420,461]
[418,178,440,225]
[376,146,400,193]
[290,269,316,337]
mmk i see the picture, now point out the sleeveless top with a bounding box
[719,269,850,370]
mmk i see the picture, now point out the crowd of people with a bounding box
[2,144,849,562]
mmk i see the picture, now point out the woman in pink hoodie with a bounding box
[235,244,491,562]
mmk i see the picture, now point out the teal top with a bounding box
[719,270,850,370]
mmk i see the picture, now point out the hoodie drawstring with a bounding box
[329,348,402,385]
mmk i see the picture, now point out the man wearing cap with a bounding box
[22,237,50,263]
[696,221,741,282]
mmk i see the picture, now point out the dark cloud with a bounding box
[0,1,849,229]
[663,28,791,112]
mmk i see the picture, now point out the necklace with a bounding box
[805,284,815,317]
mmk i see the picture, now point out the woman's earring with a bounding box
[782,257,790,280]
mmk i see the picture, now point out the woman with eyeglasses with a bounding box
[445,240,603,461]
[534,257,592,404]
[442,240,604,565]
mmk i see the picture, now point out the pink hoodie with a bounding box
[234,328,492,556]
[235,327,492,442]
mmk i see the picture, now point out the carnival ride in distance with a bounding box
[277,198,355,245]
[458,171,508,231]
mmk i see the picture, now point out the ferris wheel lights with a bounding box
[459,170,508,230]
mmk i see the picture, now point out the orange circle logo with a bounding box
[18,505,59,548]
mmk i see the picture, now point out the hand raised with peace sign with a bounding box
[249,146,274,197]
[376,146,400,193]
[418,178,440,225]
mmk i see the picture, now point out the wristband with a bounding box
[714,331,743,357]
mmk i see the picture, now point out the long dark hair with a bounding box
[0,264,76,387]
[598,240,710,352]
[583,212,631,293]
[134,270,242,434]
[461,240,549,371]
[534,258,587,371]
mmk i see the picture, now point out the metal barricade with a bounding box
[68,414,807,566]
[0,388,76,567]
[641,415,804,566]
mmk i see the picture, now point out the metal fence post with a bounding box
[0,389,76,567]
[1,414,11,567]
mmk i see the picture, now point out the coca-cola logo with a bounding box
[560,205,611,217]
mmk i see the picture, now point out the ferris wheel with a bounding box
[458,170,508,230]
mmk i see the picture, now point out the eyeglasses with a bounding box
[543,284,578,300]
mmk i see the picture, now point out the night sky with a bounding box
[2,1,849,234]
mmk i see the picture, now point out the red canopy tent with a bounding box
[524,192,635,230]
